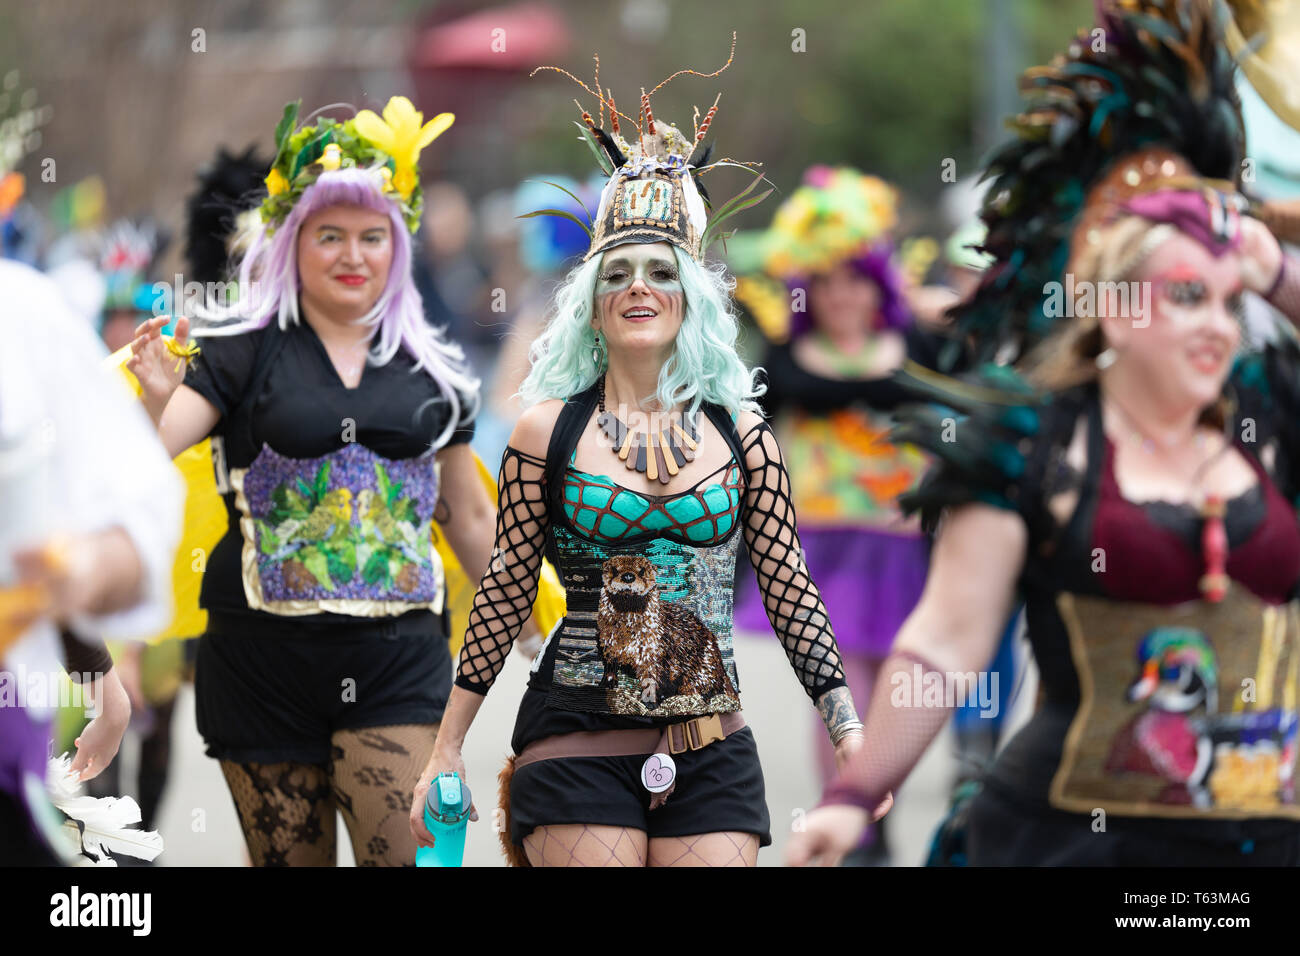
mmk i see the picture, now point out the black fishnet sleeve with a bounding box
[453,445,550,695]
[740,420,848,701]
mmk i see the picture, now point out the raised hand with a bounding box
[125,315,193,421]
[784,796,894,867]
[1240,215,1284,297]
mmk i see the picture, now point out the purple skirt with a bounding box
[735,527,929,657]
[0,702,51,832]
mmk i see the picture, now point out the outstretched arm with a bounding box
[738,414,859,749]
[410,402,559,846]
[786,501,1025,866]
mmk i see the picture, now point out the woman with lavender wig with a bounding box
[735,166,935,863]
[126,98,496,866]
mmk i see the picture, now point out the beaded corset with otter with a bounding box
[453,382,848,717]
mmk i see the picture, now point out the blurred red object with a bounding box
[412,3,569,69]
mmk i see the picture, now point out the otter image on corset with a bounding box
[596,554,737,707]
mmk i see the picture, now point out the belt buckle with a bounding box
[667,723,688,756]
[685,714,725,751]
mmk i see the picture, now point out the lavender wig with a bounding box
[786,242,910,339]
[196,167,479,449]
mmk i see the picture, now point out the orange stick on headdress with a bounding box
[695,93,721,145]
[637,96,647,156]
[642,88,656,136]
[644,31,737,98]
[530,64,639,129]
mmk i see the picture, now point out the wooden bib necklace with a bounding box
[596,375,700,485]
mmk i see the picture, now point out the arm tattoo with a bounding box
[817,685,860,738]
[433,497,452,524]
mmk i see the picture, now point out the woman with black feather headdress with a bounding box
[790,0,1300,866]
[184,145,269,287]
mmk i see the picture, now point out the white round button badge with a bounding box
[641,753,677,793]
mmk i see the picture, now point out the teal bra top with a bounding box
[560,450,745,547]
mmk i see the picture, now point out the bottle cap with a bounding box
[425,772,472,825]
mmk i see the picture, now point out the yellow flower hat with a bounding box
[258,96,454,234]
[351,96,454,202]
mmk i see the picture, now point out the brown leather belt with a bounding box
[513,711,747,809]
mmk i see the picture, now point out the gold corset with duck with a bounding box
[1053,586,1300,818]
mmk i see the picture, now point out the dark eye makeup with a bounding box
[1163,279,1207,305]
[598,258,679,283]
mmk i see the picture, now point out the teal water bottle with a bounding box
[415,772,472,867]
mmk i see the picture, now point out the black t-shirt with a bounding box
[758,324,944,420]
[184,320,475,631]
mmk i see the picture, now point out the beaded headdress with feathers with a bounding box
[528,33,772,261]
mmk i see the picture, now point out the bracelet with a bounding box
[164,336,201,373]
[1265,254,1300,321]
[1266,252,1288,301]
[830,720,864,746]
[819,780,878,814]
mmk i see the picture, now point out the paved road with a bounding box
[143,628,1035,866]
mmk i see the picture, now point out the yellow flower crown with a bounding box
[259,96,453,234]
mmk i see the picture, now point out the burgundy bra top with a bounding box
[1090,436,1300,605]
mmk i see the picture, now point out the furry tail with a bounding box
[497,754,532,868]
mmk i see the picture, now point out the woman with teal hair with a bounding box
[411,46,879,866]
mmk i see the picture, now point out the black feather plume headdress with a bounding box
[185,145,269,285]
[950,0,1246,369]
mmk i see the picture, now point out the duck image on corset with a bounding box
[596,555,736,708]
[1105,627,1299,809]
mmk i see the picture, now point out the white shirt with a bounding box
[0,260,183,714]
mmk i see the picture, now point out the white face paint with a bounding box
[591,241,686,360]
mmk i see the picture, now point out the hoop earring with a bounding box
[1095,347,1118,370]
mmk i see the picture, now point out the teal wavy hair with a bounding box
[518,245,765,416]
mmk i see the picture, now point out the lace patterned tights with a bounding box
[219,723,437,867]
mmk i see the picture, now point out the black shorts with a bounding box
[195,610,451,765]
[508,726,773,846]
